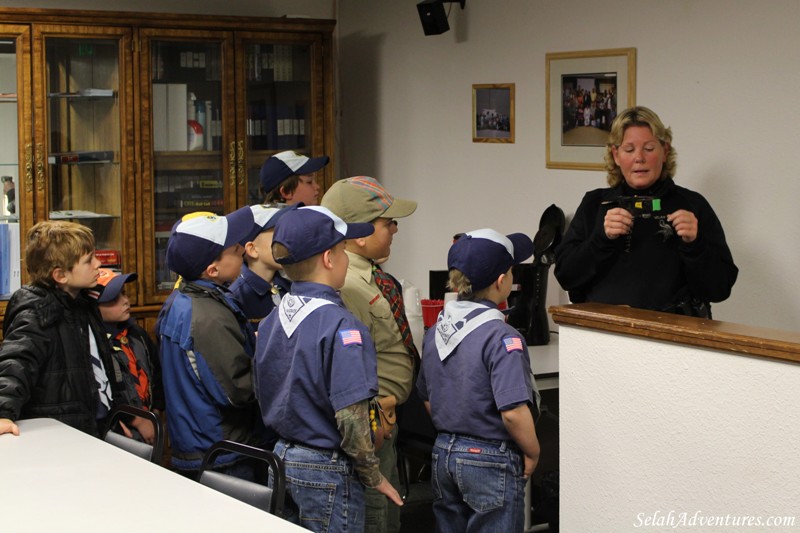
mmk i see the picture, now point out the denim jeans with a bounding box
[274,439,364,533]
[431,433,527,533]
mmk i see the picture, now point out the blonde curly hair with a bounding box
[604,106,677,187]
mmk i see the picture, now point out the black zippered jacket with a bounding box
[0,285,134,436]
[554,178,738,312]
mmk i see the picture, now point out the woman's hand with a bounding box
[667,210,698,243]
[604,207,633,240]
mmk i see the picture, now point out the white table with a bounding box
[0,418,306,532]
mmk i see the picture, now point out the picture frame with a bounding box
[473,83,514,143]
[546,48,636,170]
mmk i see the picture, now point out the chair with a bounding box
[103,404,164,464]
[197,440,286,516]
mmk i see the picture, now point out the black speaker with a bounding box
[417,0,450,36]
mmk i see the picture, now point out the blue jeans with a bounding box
[274,439,364,533]
[431,433,527,533]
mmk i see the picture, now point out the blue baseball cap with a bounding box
[243,203,302,243]
[259,150,330,193]
[166,206,254,280]
[272,205,374,264]
[447,228,534,290]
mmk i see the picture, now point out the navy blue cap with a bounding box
[88,268,137,303]
[272,205,374,264]
[259,150,330,194]
[243,203,302,243]
[447,229,534,290]
[166,206,254,280]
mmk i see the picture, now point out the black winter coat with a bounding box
[0,285,134,436]
[554,178,738,313]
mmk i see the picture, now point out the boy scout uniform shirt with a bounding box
[228,263,290,322]
[417,299,537,441]
[338,251,415,405]
[254,281,379,449]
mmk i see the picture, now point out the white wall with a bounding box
[337,0,800,332]
[559,324,800,531]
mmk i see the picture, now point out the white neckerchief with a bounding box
[278,294,334,338]
[434,300,505,361]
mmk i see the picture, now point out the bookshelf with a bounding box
[0,9,334,337]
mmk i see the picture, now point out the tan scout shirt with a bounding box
[339,251,414,405]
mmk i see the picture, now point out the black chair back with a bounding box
[103,404,164,464]
[197,440,286,517]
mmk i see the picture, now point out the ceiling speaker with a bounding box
[417,0,450,36]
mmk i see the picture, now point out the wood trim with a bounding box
[0,8,336,34]
[550,303,800,364]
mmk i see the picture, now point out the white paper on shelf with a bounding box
[49,210,115,219]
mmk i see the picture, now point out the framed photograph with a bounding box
[473,83,514,143]
[546,48,636,170]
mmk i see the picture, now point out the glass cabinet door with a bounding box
[235,33,328,206]
[0,25,31,302]
[139,29,235,299]
[33,26,134,284]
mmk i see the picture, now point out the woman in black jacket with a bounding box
[554,106,738,317]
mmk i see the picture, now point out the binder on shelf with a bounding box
[8,222,20,295]
[203,100,213,151]
[48,151,115,164]
[166,83,188,151]
[152,83,168,151]
[0,223,9,296]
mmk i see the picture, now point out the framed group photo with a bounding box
[473,83,515,143]
[546,48,636,170]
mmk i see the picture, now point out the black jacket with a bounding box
[0,285,135,436]
[554,178,738,313]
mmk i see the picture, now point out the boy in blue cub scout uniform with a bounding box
[156,207,267,480]
[416,228,541,533]
[254,205,403,533]
[229,204,297,323]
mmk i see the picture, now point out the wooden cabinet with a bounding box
[0,8,335,336]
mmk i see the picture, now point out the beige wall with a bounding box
[337,0,800,332]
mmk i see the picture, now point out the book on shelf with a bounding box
[48,151,115,164]
[95,249,121,267]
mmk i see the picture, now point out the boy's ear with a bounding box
[321,248,334,271]
[495,272,507,290]
[203,261,220,280]
[346,236,368,251]
[244,241,258,259]
[279,185,293,201]
[51,267,68,286]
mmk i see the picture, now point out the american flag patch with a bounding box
[339,329,363,346]
[503,336,523,352]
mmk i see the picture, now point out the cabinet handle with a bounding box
[237,140,245,186]
[229,141,236,192]
[25,143,33,193]
[36,143,45,192]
